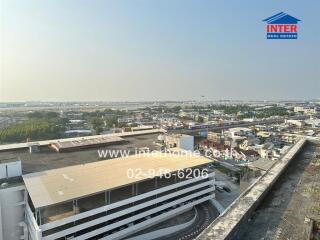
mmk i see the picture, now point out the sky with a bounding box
[0,0,319,102]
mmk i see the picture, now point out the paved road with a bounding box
[162,201,219,240]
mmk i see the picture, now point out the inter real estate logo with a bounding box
[263,12,301,39]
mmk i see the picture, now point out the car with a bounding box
[222,186,231,192]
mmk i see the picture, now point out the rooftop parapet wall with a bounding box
[0,129,165,152]
[197,138,307,240]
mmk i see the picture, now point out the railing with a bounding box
[43,183,215,240]
[101,196,213,240]
[73,190,214,240]
[41,172,214,231]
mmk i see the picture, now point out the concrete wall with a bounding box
[0,185,26,240]
[180,135,194,151]
[127,207,197,240]
[0,161,22,180]
[0,129,165,152]
[197,138,307,240]
[26,204,42,240]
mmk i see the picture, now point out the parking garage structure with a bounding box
[23,153,215,240]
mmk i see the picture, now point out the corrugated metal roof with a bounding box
[50,136,125,151]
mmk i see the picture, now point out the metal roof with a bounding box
[23,153,211,209]
[50,136,125,151]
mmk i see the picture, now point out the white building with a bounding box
[0,158,25,240]
[165,134,194,151]
[0,154,214,240]
[294,106,316,115]
[285,119,305,127]
[258,142,275,159]
[226,127,253,138]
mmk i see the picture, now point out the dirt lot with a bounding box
[237,141,320,240]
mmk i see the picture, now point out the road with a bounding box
[162,201,219,240]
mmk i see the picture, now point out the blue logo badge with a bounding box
[263,12,301,39]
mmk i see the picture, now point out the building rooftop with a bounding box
[249,158,275,171]
[50,136,125,152]
[23,153,212,209]
[228,127,252,132]
[0,129,164,152]
[0,133,162,174]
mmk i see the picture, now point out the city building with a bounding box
[0,117,11,129]
[286,119,305,128]
[0,130,215,240]
[207,132,224,144]
[259,142,275,159]
[226,127,254,138]
[294,106,316,115]
[24,154,214,240]
[165,134,194,151]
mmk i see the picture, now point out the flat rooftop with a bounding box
[0,134,160,173]
[23,153,212,209]
[0,129,164,151]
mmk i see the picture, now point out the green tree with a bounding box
[105,117,119,128]
[91,117,104,134]
[0,119,65,143]
[197,116,204,123]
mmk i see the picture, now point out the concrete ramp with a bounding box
[209,199,225,214]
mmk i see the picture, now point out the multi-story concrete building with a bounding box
[0,130,215,240]
[207,132,223,144]
[23,154,214,240]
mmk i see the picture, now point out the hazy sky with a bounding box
[0,0,319,102]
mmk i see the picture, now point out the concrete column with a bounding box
[132,184,138,206]
[38,209,42,225]
[104,191,108,216]
[0,200,3,240]
[174,174,178,191]
[155,177,158,188]
[73,200,79,214]
[35,209,39,225]
[136,183,139,195]
[132,184,135,196]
